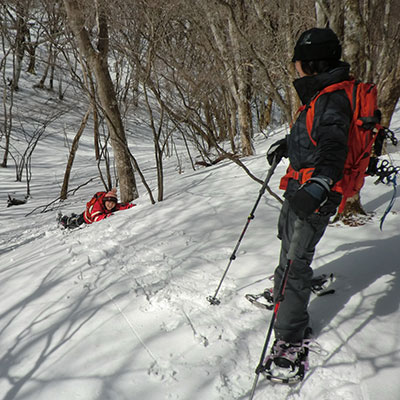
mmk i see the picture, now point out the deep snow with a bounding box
[1,75,400,400]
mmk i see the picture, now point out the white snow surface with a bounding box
[1,81,400,400]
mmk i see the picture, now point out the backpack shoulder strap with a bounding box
[94,191,106,199]
[86,192,106,210]
[84,191,107,223]
[305,79,356,145]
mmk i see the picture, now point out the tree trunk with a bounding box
[378,72,400,127]
[12,2,27,91]
[228,11,253,156]
[333,193,371,226]
[1,64,14,168]
[60,108,90,200]
[316,0,400,218]
[227,93,237,153]
[206,5,253,156]
[372,1,400,127]
[343,0,368,78]
[35,44,52,89]
[259,97,273,131]
[63,0,138,202]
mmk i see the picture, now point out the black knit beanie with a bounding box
[292,28,342,62]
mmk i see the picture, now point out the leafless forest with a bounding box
[1,0,400,206]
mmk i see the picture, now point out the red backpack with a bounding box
[305,79,382,213]
[84,191,107,222]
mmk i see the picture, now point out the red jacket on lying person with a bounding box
[83,188,135,224]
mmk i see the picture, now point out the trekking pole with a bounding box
[207,156,280,306]
[248,218,304,399]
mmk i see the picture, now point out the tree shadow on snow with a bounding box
[0,260,133,400]
[283,234,400,396]
[363,182,400,212]
[309,233,400,336]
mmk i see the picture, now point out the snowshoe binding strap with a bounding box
[260,329,313,384]
[311,273,335,296]
[261,344,310,384]
[245,288,274,310]
[246,274,334,309]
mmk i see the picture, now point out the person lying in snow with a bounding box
[59,188,135,229]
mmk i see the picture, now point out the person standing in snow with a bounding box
[59,188,135,229]
[265,28,351,367]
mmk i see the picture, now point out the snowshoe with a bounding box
[310,273,335,295]
[246,274,334,310]
[261,328,313,384]
[245,288,274,310]
[57,212,85,230]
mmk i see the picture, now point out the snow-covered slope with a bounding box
[1,78,400,400]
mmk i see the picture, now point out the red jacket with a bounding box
[84,197,135,224]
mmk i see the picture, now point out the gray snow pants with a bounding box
[273,199,332,343]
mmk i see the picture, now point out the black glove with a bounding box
[266,138,287,166]
[289,176,332,219]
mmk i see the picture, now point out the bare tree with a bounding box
[201,0,254,156]
[2,0,399,214]
[60,106,90,200]
[7,108,65,197]
[0,48,13,167]
[9,0,30,91]
[315,0,400,220]
[63,0,138,202]
[316,0,400,126]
